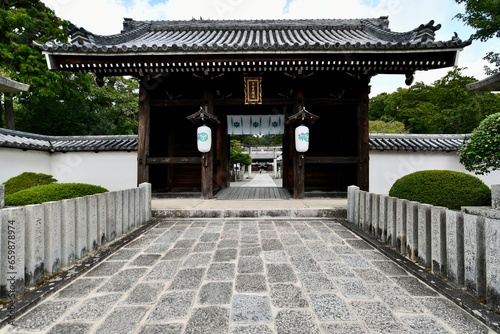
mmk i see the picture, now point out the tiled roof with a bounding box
[0,128,137,152]
[37,17,470,76]
[369,134,467,152]
[39,17,467,54]
[1,129,467,153]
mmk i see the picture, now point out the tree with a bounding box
[0,0,71,129]
[368,67,500,133]
[369,120,408,133]
[458,113,500,175]
[455,0,500,74]
[230,139,253,167]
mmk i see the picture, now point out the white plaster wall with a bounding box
[0,148,51,184]
[370,150,500,195]
[3,147,499,194]
[51,151,137,191]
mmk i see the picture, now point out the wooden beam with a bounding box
[137,84,150,185]
[304,157,361,164]
[147,157,201,164]
[150,97,356,107]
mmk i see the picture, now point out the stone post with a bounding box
[122,190,130,233]
[406,201,419,262]
[115,191,124,237]
[106,191,117,240]
[139,182,152,222]
[431,206,447,278]
[417,204,432,268]
[446,210,464,286]
[364,192,372,233]
[387,197,397,248]
[359,191,366,230]
[347,185,359,224]
[60,199,76,267]
[0,207,26,298]
[97,193,107,246]
[492,184,500,210]
[485,217,500,308]
[75,197,88,259]
[44,201,62,274]
[378,195,388,242]
[464,213,485,299]
[396,199,407,254]
[0,184,4,209]
[24,204,45,287]
[86,195,98,252]
[370,193,379,238]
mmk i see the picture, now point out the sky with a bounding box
[41,0,499,96]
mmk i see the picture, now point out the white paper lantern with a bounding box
[197,125,212,153]
[295,125,309,153]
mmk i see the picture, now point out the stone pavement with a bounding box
[240,174,277,187]
[1,217,496,334]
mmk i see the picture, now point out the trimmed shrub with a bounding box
[5,183,108,206]
[3,172,57,195]
[389,170,491,210]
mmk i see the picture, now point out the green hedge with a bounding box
[5,183,108,206]
[3,172,57,195]
[389,170,491,210]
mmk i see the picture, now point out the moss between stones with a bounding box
[388,170,491,210]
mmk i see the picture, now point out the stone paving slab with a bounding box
[1,218,497,334]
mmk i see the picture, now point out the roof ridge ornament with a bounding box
[413,20,441,42]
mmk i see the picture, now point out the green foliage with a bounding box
[3,172,57,195]
[5,183,108,206]
[458,113,500,175]
[15,75,139,135]
[0,1,139,135]
[369,120,408,133]
[455,0,500,74]
[231,134,283,146]
[389,170,491,210]
[230,139,253,166]
[369,67,500,133]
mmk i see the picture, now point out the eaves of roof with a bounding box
[1,129,469,153]
[0,128,137,152]
[369,133,467,152]
[37,17,470,56]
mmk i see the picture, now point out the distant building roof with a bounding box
[466,72,500,92]
[0,129,467,153]
[0,76,30,93]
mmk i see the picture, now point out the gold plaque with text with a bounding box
[244,77,262,104]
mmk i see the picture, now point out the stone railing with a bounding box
[347,185,500,311]
[0,183,152,300]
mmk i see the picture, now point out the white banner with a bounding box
[227,115,284,135]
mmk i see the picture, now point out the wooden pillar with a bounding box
[293,86,305,199]
[137,84,150,185]
[215,120,229,190]
[201,89,214,199]
[201,149,214,199]
[357,78,370,191]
